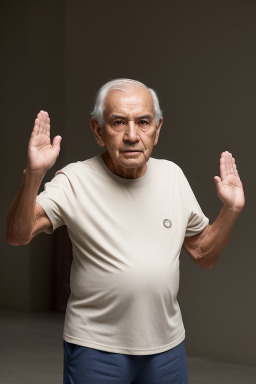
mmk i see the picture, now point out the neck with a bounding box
[101,152,147,179]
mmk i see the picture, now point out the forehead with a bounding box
[104,87,154,118]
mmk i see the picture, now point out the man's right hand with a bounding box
[6,110,60,245]
[27,110,62,172]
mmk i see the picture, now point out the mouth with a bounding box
[122,150,142,156]
[122,149,142,153]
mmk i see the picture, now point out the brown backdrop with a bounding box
[1,0,255,365]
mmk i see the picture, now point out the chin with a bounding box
[119,159,145,169]
[119,151,146,163]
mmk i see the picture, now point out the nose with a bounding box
[124,121,139,143]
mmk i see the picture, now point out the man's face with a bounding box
[91,87,163,178]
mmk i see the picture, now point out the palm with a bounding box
[27,111,62,171]
[214,151,245,211]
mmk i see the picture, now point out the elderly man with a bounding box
[7,78,245,384]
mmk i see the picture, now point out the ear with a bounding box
[153,118,163,146]
[90,118,106,147]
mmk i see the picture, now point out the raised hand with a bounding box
[214,151,245,211]
[27,110,62,172]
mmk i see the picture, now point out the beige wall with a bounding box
[1,0,256,365]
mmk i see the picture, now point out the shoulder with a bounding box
[55,155,101,178]
[150,157,185,177]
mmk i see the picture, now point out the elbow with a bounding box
[190,248,218,269]
[6,229,32,246]
[6,236,31,246]
[202,261,215,270]
[195,254,219,269]
[6,215,35,246]
[194,258,215,269]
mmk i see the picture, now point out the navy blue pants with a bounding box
[63,340,189,383]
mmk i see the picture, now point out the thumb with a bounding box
[214,176,222,191]
[52,135,62,153]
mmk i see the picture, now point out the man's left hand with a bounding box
[214,151,245,212]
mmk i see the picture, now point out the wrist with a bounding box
[23,168,47,182]
[221,204,243,218]
[23,168,46,176]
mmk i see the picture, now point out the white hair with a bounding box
[90,78,163,127]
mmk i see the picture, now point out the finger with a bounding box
[230,156,240,177]
[214,175,222,192]
[37,111,44,135]
[226,152,239,176]
[31,111,49,141]
[214,175,221,184]
[220,151,234,178]
[37,111,50,136]
[233,162,239,176]
[52,135,62,153]
[220,157,227,179]
[227,152,234,174]
[221,152,242,183]
[40,111,48,134]
[43,112,50,136]
[230,157,235,175]
[224,150,232,165]
[32,111,45,137]
[32,117,40,135]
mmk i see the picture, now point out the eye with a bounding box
[113,120,124,126]
[139,120,149,125]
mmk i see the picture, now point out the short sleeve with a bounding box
[36,171,73,234]
[182,173,209,237]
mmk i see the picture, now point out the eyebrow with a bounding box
[110,114,154,121]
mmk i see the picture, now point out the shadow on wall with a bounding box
[53,226,72,311]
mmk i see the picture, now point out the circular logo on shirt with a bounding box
[163,219,172,228]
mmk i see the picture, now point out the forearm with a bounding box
[183,151,245,268]
[6,169,46,245]
[196,205,242,268]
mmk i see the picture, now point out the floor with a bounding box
[1,310,256,384]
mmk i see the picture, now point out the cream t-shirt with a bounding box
[36,155,209,355]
